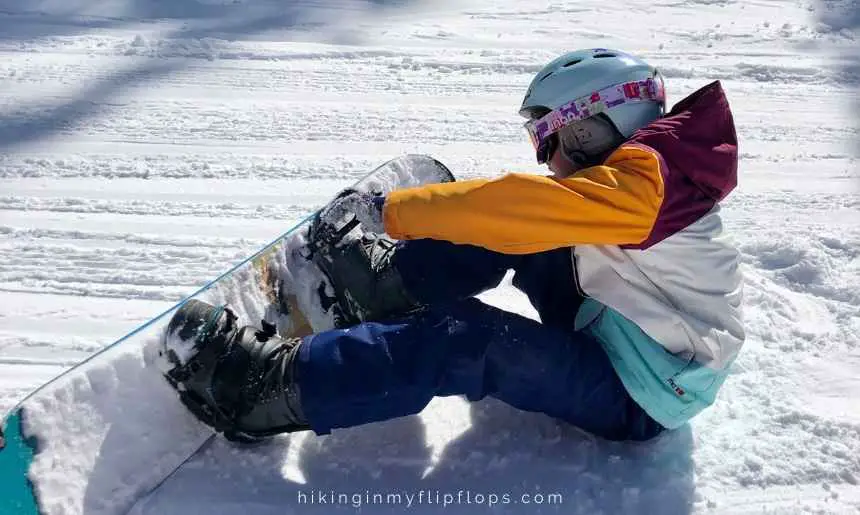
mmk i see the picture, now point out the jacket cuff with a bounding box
[382,195,404,238]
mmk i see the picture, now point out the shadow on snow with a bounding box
[290,400,695,514]
[132,399,694,514]
[811,0,859,151]
[0,0,418,151]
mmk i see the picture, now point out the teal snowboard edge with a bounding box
[0,411,39,514]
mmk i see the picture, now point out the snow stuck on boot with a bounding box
[156,301,229,377]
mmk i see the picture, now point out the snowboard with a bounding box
[0,155,454,515]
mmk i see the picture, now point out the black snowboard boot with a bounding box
[160,299,309,442]
[309,228,423,328]
[304,190,424,327]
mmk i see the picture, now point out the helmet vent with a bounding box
[593,53,616,59]
[562,59,582,68]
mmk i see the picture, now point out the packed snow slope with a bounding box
[1,0,858,513]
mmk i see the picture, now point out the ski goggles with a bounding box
[523,76,665,164]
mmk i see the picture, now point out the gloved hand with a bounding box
[321,189,386,234]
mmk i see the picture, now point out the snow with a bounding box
[1,0,858,513]
[19,334,215,515]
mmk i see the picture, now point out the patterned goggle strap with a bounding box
[523,76,665,154]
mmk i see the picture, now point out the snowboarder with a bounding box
[164,48,744,443]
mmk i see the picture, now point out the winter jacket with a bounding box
[382,81,745,429]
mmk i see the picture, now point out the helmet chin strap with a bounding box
[560,149,590,169]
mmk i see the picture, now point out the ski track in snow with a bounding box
[1,0,858,512]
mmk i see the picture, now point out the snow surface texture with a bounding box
[0,0,857,513]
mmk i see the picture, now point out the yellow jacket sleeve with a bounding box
[383,146,665,254]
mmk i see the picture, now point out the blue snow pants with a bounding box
[295,239,665,441]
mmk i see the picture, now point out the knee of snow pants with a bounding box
[511,248,584,332]
[295,298,664,442]
[393,239,583,331]
[393,239,519,306]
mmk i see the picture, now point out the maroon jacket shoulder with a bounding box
[629,81,739,202]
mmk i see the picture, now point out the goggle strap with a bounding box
[525,76,665,148]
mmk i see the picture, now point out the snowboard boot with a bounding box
[308,225,423,328]
[160,299,309,443]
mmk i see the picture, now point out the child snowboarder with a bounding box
[164,48,744,443]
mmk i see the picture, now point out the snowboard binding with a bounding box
[305,189,424,327]
[305,188,369,259]
[159,300,309,443]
